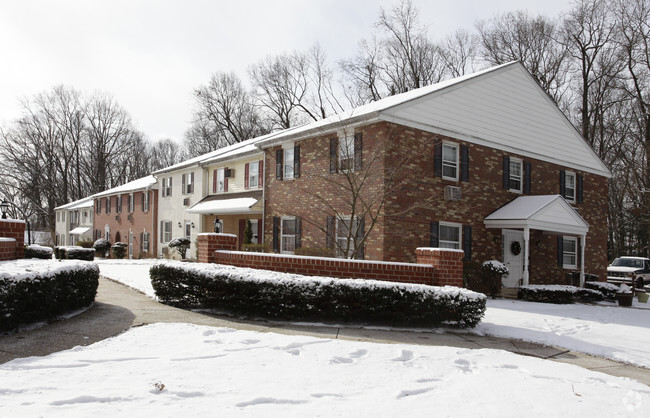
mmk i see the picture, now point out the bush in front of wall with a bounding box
[24,245,53,259]
[518,285,604,304]
[241,243,271,253]
[585,281,619,300]
[111,242,128,259]
[54,246,94,261]
[93,239,111,257]
[293,247,336,258]
[168,237,191,259]
[76,240,95,249]
[150,262,487,328]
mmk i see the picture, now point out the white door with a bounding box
[503,230,524,288]
[128,231,134,259]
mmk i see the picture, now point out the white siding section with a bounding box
[382,64,609,176]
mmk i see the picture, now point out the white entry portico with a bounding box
[484,195,590,287]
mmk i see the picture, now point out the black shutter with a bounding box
[557,236,564,267]
[503,156,510,189]
[141,193,144,211]
[460,145,469,182]
[559,170,566,197]
[294,145,301,178]
[463,225,472,261]
[329,137,338,174]
[181,174,186,195]
[272,217,280,252]
[276,149,283,180]
[326,216,334,249]
[577,174,583,204]
[524,161,531,194]
[295,217,302,249]
[355,217,365,260]
[354,133,363,171]
[140,232,143,252]
[433,141,442,178]
[430,221,439,247]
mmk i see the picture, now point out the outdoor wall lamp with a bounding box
[178,222,182,228]
[213,217,221,233]
[191,222,195,228]
[0,201,9,219]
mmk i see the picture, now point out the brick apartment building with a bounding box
[256,62,611,287]
[93,175,158,259]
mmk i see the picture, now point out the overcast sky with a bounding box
[0,0,574,143]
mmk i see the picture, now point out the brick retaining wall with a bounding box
[198,233,464,287]
[0,220,26,260]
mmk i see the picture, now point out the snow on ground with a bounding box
[1,322,648,416]
[96,258,157,298]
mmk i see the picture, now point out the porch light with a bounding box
[191,222,195,228]
[213,217,221,233]
[0,201,9,219]
[178,222,182,228]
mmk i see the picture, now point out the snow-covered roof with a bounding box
[255,62,610,178]
[484,194,589,235]
[54,196,94,211]
[93,175,157,198]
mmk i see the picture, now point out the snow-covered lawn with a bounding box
[1,322,648,416]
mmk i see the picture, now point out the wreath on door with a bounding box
[510,241,521,256]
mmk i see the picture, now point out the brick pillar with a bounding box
[197,233,238,263]
[416,248,464,288]
[0,219,26,260]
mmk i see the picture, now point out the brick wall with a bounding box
[198,233,468,287]
[0,219,26,260]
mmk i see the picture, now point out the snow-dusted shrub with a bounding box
[111,242,127,259]
[0,259,99,332]
[93,239,111,257]
[294,247,335,258]
[168,237,191,259]
[54,246,94,261]
[519,285,604,304]
[481,260,509,299]
[150,262,487,328]
[24,244,53,259]
[241,243,271,253]
[76,240,94,249]
[585,281,619,300]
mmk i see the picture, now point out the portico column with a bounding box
[523,226,530,285]
[580,234,586,287]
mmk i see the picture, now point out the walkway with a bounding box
[1,277,649,385]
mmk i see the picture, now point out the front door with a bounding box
[503,229,524,288]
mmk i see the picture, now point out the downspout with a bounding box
[261,151,266,244]
[523,226,530,286]
[580,234,586,287]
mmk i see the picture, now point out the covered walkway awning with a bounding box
[484,195,590,286]
[186,191,262,215]
[69,226,91,235]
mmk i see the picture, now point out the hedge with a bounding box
[0,260,99,332]
[54,246,95,261]
[24,245,53,259]
[150,262,487,328]
[585,281,620,300]
[519,284,604,304]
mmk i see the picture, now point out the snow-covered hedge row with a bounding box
[0,259,99,332]
[54,246,95,261]
[150,262,487,328]
[519,284,604,304]
[584,281,620,300]
[24,244,53,259]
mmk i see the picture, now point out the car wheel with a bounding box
[636,276,644,289]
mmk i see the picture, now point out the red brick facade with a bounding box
[93,190,158,258]
[263,121,608,285]
[0,220,26,260]
[198,233,465,286]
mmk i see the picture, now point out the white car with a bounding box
[606,256,650,288]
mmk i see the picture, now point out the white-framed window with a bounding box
[564,171,576,203]
[143,232,150,252]
[106,197,111,214]
[185,221,191,238]
[336,216,361,258]
[116,195,122,213]
[281,217,296,253]
[183,172,194,194]
[250,219,259,244]
[339,135,355,172]
[284,148,294,180]
[216,168,225,193]
[509,157,523,193]
[562,236,577,269]
[128,194,135,212]
[439,221,462,249]
[162,221,172,243]
[143,192,149,212]
[442,142,459,181]
[162,177,172,197]
[249,161,259,188]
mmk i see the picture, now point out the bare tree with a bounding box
[437,29,481,78]
[339,37,385,105]
[150,138,184,171]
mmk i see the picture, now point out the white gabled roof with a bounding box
[93,175,157,198]
[484,195,589,235]
[54,196,94,211]
[256,62,610,178]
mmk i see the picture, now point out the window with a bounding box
[217,168,225,193]
[509,158,523,193]
[339,135,355,172]
[162,177,172,197]
[562,236,577,269]
[143,232,150,252]
[116,195,122,213]
[106,197,111,214]
[183,172,194,194]
[284,148,294,180]
[249,161,259,189]
[185,221,191,238]
[143,192,149,212]
[128,194,135,212]
[96,200,101,214]
[162,221,172,243]
[281,217,296,253]
[250,219,259,244]
[336,217,361,258]
[442,143,459,180]
[564,171,576,202]
[439,222,462,249]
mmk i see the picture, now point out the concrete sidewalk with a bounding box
[1,277,649,385]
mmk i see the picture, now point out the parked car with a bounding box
[606,256,650,288]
